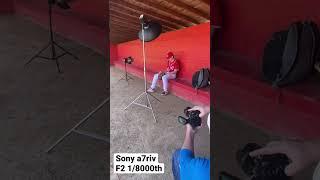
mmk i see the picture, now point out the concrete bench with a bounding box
[114,61,210,105]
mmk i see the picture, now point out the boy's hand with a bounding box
[158,72,165,79]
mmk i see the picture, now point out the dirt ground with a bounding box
[0,15,108,179]
[110,67,211,180]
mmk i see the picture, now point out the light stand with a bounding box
[24,0,79,73]
[124,15,161,122]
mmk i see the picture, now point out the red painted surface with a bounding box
[112,23,210,105]
[214,0,320,139]
[13,0,107,55]
[110,44,118,65]
[1,0,14,14]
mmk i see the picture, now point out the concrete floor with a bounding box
[0,15,108,179]
[110,67,210,180]
[213,111,316,180]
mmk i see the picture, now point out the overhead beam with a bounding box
[198,0,210,7]
[110,9,174,31]
[110,0,186,29]
[110,13,171,32]
[110,26,138,34]
[162,0,210,19]
[110,18,140,29]
[110,23,139,33]
[131,0,199,25]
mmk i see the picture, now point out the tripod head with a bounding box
[123,57,134,65]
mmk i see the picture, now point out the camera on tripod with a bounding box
[219,143,291,180]
[119,56,134,82]
[178,107,202,128]
[123,56,134,64]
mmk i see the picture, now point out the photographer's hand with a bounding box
[250,140,320,176]
[189,106,210,118]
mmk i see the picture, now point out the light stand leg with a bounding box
[146,93,157,122]
[24,43,51,66]
[54,42,79,61]
[124,92,145,110]
[124,92,158,122]
[46,98,109,153]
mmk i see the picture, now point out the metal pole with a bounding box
[142,24,147,92]
[48,4,61,73]
[125,62,128,81]
[49,4,54,45]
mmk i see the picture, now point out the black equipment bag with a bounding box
[262,30,288,83]
[262,21,319,87]
[192,68,210,89]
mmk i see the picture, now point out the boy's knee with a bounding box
[162,75,168,80]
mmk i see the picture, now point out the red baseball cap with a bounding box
[166,52,174,59]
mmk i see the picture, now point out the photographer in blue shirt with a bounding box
[172,106,211,180]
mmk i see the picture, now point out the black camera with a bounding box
[178,107,201,128]
[123,56,134,64]
[236,143,291,180]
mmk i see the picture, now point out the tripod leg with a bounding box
[51,39,62,73]
[148,93,161,102]
[55,59,62,73]
[146,94,157,123]
[24,43,50,66]
[124,92,145,110]
[54,42,79,60]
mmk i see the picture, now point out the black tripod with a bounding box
[119,61,134,82]
[24,2,79,73]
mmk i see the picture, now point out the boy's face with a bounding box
[168,56,175,62]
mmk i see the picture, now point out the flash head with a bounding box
[124,57,134,64]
